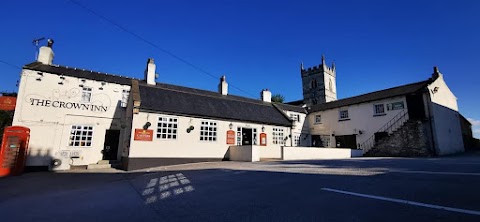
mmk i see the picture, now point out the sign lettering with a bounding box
[29,98,108,112]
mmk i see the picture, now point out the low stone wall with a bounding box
[228,146,260,162]
[282,147,363,160]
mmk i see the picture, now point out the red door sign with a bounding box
[226,130,235,144]
[134,129,153,141]
[260,133,267,146]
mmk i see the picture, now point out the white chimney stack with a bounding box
[145,58,156,85]
[37,39,54,65]
[218,75,228,95]
[261,89,272,103]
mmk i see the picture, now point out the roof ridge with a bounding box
[140,82,272,107]
[332,79,429,103]
[24,62,139,81]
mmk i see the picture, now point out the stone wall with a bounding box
[366,120,433,157]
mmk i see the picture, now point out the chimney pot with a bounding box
[145,58,156,85]
[218,75,228,95]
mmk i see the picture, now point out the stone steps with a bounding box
[87,160,121,170]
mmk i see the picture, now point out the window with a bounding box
[329,78,333,91]
[320,135,331,147]
[200,121,217,141]
[253,128,258,145]
[374,104,385,115]
[272,128,285,145]
[157,117,178,139]
[311,79,317,89]
[294,135,300,146]
[121,89,130,107]
[81,87,92,103]
[315,115,322,124]
[290,114,299,122]
[339,109,349,120]
[69,125,93,147]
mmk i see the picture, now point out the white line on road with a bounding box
[389,170,480,176]
[321,188,480,216]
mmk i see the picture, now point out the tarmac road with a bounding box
[1,153,480,221]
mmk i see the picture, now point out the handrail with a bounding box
[360,109,409,153]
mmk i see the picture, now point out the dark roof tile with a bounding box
[309,80,431,112]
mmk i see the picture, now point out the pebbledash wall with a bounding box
[13,64,131,167]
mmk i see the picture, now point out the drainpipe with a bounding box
[424,92,437,156]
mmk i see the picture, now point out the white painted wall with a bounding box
[259,146,282,159]
[229,145,260,162]
[309,96,408,148]
[12,69,131,166]
[427,75,464,155]
[282,147,363,160]
[284,110,310,146]
[128,112,290,159]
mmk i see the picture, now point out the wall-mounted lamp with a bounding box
[59,75,65,80]
[37,72,43,76]
[99,82,106,90]
[143,122,151,130]
[433,87,439,94]
[261,126,265,132]
[229,123,233,129]
[359,130,363,135]
[187,125,195,133]
[58,81,64,85]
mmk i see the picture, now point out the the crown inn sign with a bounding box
[29,98,108,112]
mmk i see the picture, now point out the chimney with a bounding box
[37,39,54,65]
[218,75,228,95]
[144,58,156,85]
[432,66,442,80]
[261,89,272,103]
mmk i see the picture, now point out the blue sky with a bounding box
[1,0,479,137]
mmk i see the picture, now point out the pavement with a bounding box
[1,152,480,221]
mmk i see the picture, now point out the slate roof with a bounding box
[273,103,307,113]
[23,62,134,85]
[138,82,292,126]
[309,80,432,112]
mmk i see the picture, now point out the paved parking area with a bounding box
[1,153,480,221]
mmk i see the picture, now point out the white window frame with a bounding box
[200,121,217,142]
[290,114,299,122]
[81,87,92,103]
[339,109,349,120]
[314,115,322,124]
[156,117,178,140]
[272,127,285,145]
[294,135,300,146]
[69,125,93,147]
[374,104,385,115]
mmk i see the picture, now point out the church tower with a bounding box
[301,55,337,107]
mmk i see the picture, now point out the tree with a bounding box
[271,94,285,103]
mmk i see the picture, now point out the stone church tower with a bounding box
[301,55,337,107]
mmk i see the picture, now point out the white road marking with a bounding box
[321,188,480,216]
[389,170,480,176]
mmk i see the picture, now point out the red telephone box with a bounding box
[0,126,30,177]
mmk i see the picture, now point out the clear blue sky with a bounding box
[1,0,479,137]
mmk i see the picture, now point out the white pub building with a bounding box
[12,40,465,171]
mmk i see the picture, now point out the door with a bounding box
[242,128,252,145]
[311,135,322,147]
[103,130,120,160]
[406,94,426,120]
[335,135,357,149]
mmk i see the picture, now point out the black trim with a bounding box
[338,118,351,122]
[373,113,387,117]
